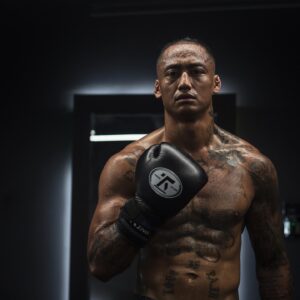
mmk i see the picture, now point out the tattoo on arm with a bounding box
[89,223,138,277]
[246,158,293,299]
[257,267,293,300]
[247,159,286,267]
[123,153,140,183]
[124,170,134,183]
[124,156,137,168]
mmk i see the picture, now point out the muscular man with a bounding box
[87,38,293,300]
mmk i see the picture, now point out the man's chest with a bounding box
[174,164,255,230]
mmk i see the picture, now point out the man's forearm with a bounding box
[257,262,293,300]
[88,223,139,281]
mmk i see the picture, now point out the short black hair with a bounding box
[156,37,216,71]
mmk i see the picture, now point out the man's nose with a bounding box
[178,72,192,91]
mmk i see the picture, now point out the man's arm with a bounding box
[246,155,293,299]
[87,147,143,282]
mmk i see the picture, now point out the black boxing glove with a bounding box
[116,142,208,247]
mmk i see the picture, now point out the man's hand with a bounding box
[117,142,208,247]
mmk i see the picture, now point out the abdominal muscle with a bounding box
[135,226,242,300]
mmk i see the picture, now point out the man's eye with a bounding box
[166,70,178,77]
[191,69,204,75]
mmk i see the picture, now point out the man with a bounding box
[87,37,293,300]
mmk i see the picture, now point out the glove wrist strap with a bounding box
[116,197,163,247]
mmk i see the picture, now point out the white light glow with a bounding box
[64,83,154,111]
[90,134,146,142]
[62,158,72,300]
[73,83,153,95]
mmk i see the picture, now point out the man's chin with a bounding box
[171,109,205,122]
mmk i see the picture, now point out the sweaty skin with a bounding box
[87,42,292,300]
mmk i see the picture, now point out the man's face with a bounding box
[155,43,221,121]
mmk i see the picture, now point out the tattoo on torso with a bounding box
[136,127,290,299]
[145,143,252,263]
[163,269,178,294]
[206,270,220,299]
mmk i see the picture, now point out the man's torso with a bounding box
[120,125,261,300]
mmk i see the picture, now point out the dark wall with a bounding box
[1,2,299,300]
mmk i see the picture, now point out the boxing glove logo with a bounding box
[149,167,182,198]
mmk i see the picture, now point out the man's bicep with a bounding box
[87,153,141,279]
[89,154,136,233]
[245,156,293,299]
[98,153,136,202]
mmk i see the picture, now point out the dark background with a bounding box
[1,0,300,299]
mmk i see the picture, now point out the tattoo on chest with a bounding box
[163,269,178,294]
[196,158,207,168]
[206,270,220,299]
[209,149,245,168]
[196,148,246,178]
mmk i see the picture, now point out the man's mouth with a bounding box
[175,94,197,101]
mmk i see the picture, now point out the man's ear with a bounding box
[213,75,221,94]
[154,79,162,99]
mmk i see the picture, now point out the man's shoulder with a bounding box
[99,136,155,189]
[214,125,259,154]
[108,127,164,165]
[214,125,274,171]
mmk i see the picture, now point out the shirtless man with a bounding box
[87,38,293,300]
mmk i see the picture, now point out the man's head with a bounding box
[156,37,216,74]
[154,37,221,122]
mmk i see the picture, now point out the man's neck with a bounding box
[163,111,215,154]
